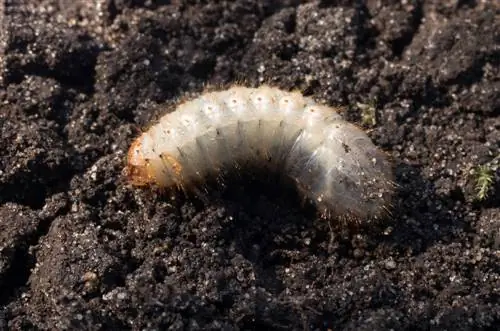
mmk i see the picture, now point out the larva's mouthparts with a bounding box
[124,137,155,187]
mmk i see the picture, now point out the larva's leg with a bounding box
[158,153,185,192]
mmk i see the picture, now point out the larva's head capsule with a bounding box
[125,136,155,187]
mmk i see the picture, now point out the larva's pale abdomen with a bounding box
[126,86,394,220]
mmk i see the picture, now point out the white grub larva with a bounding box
[126,85,395,221]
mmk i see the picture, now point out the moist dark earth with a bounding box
[0,1,499,330]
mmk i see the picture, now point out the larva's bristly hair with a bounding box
[125,85,396,223]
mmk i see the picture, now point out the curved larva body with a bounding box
[126,86,394,220]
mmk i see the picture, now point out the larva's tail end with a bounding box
[124,137,156,187]
[316,183,396,228]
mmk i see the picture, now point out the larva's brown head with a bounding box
[125,136,155,186]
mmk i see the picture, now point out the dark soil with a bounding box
[0,1,499,330]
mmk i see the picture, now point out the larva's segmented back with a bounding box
[126,85,394,221]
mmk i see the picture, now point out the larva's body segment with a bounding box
[126,86,394,220]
